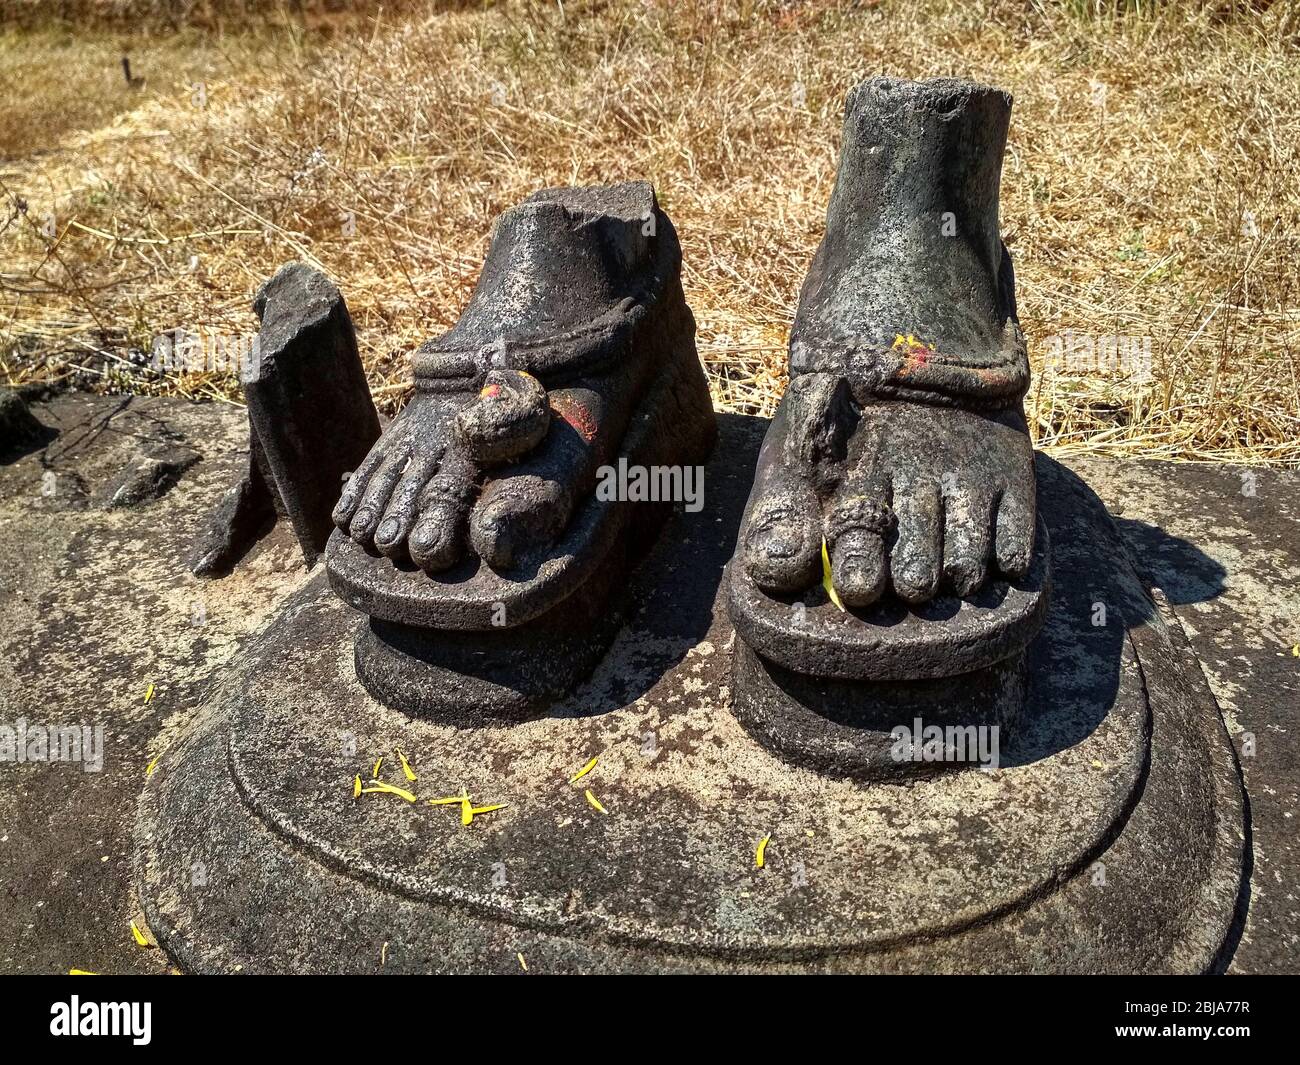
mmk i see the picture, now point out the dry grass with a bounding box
[2,0,1298,463]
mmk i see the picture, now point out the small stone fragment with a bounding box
[100,445,200,508]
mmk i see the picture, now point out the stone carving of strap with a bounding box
[790,321,1029,410]
[409,294,655,388]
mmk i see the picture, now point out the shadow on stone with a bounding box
[995,465,1223,770]
[1114,516,1228,607]
[542,412,758,719]
[0,387,58,463]
[98,444,201,508]
[548,425,1174,772]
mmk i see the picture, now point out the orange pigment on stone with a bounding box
[549,396,598,443]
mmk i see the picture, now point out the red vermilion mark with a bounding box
[549,395,599,443]
[892,333,934,377]
[480,383,502,399]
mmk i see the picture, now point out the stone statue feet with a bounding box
[742,76,1037,609]
[330,377,530,571]
[726,76,1049,781]
[743,382,1035,608]
[326,182,716,719]
[332,181,691,575]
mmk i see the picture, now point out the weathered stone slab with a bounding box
[1074,457,1299,975]
[0,394,1287,974]
[134,419,1242,973]
[0,392,298,975]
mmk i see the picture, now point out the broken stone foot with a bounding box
[192,263,380,576]
[743,76,1033,613]
[332,181,684,574]
[335,336,716,721]
[326,182,717,721]
[190,454,279,577]
[728,76,1044,776]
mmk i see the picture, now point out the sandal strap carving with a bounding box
[790,320,1029,411]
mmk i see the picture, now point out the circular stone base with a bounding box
[731,638,1028,780]
[135,452,1245,973]
[353,536,629,723]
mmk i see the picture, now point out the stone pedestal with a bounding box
[728,516,1049,780]
[729,639,1029,781]
[135,421,1246,973]
[348,550,631,724]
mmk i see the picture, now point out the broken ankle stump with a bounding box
[135,87,1246,974]
[326,182,718,721]
[192,262,381,576]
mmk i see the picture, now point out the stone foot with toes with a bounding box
[326,181,716,720]
[332,182,686,577]
[741,76,1037,612]
[728,76,1049,780]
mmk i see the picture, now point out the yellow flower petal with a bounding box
[372,756,384,778]
[68,969,97,975]
[821,538,844,612]
[517,952,528,971]
[584,789,608,815]
[143,683,155,704]
[396,747,417,782]
[361,780,417,803]
[352,774,362,799]
[570,756,598,783]
[755,833,772,868]
[427,792,470,806]
[130,921,150,948]
[145,756,160,777]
